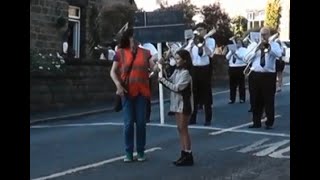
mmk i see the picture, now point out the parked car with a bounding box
[280,40,290,64]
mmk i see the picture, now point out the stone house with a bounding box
[30,0,138,112]
[246,0,290,40]
[30,0,135,59]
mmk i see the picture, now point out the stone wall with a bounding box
[30,0,69,53]
[30,56,229,112]
[31,63,114,112]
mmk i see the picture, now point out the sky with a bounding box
[134,0,268,18]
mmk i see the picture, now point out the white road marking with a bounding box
[268,146,290,159]
[220,144,244,151]
[212,90,230,95]
[252,140,290,156]
[228,129,290,137]
[31,122,123,128]
[284,82,290,86]
[30,89,231,124]
[221,138,290,159]
[208,115,281,136]
[31,116,289,138]
[31,147,162,180]
[236,138,290,159]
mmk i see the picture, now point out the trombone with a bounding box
[243,32,280,77]
[242,34,253,45]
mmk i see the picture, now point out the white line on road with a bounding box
[30,89,231,124]
[31,122,123,129]
[146,123,289,137]
[31,116,289,138]
[31,147,162,180]
[212,90,230,95]
[228,129,289,137]
[208,115,281,136]
[220,144,245,151]
[284,82,290,86]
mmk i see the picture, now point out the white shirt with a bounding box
[244,42,282,73]
[187,37,216,66]
[141,43,158,56]
[107,49,116,61]
[226,47,247,67]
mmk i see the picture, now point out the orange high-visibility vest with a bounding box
[117,47,151,98]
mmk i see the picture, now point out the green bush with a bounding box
[30,49,66,74]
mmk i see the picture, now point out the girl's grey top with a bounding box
[159,68,194,114]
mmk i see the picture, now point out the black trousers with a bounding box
[228,66,246,102]
[190,65,212,123]
[250,72,277,126]
[146,79,152,122]
[248,73,254,109]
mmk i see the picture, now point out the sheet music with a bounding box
[250,32,260,43]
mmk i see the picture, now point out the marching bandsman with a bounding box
[140,43,158,123]
[243,27,282,129]
[225,38,247,104]
[185,23,216,126]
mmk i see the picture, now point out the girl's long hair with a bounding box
[175,49,193,71]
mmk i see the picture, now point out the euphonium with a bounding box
[192,27,217,48]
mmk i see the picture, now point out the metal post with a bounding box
[157,43,165,124]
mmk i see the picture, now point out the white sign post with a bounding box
[157,43,165,124]
[134,10,185,125]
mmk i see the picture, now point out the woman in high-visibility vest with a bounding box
[110,28,159,162]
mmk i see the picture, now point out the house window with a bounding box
[68,6,81,58]
[69,6,81,19]
[247,12,254,21]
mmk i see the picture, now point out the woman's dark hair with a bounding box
[119,28,134,48]
[175,49,193,71]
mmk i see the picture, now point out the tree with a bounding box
[98,4,136,43]
[231,16,248,38]
[242,26,278,43]
[156,0,199,28]
[200,2,233,46]
[88,5,101,57]
[265,0,282,30]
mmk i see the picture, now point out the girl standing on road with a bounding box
[158,49,194,166]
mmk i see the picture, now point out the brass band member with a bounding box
[225,38,247,104]
[140,43,158,123]
[244,27,282,129]
[185,23,216,126]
